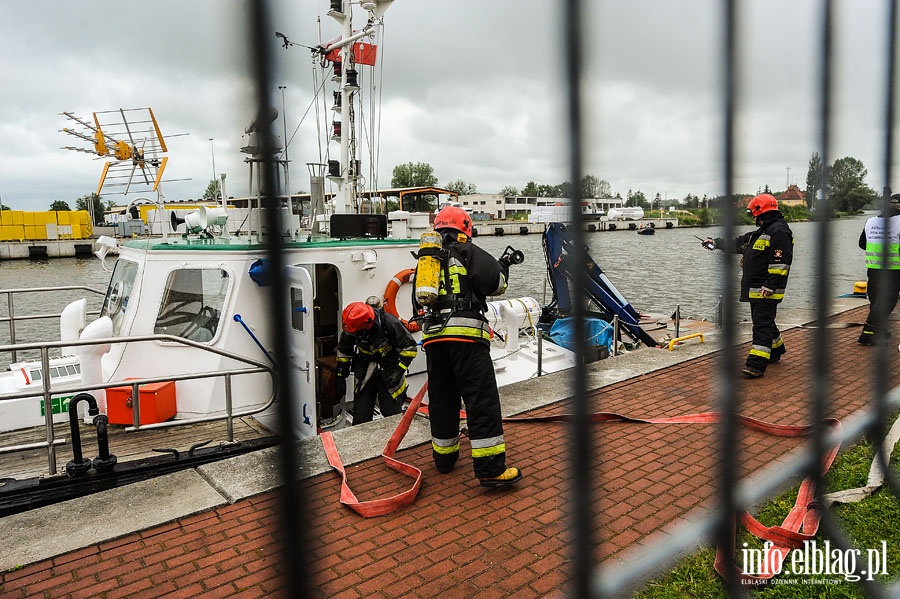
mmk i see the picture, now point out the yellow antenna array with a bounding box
[60,108,169,195]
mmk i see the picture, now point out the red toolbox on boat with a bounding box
[106,379,177,425]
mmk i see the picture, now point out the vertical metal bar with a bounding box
[41,347,56,474]
[225,373,235,441]
[713,0,741,593]
[614,316,621,356]
[131,382,141,428]
[536,333,543,377]
[246,1,309,596]
[8,292,16,363]
[562,0,593,597]
[809,0,835,498]
[674,305,681,340]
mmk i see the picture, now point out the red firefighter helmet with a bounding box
[747,193,779,217]
[342,302,375,333]
[433,205,473,237]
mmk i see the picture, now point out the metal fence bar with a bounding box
[711,0,742,595]
[247,1,310,597]
[561,0,593,597]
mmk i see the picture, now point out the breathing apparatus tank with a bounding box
[415,229,443,306]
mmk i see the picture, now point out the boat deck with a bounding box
[1,303,895,598]
[0,417,274,481]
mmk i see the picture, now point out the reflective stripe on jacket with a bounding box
[336,309,417,396]
[863,213,900,270]
[717,212,793,303]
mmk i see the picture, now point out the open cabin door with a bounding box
[285,265,317,439]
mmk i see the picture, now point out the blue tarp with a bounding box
[549,317,613,354]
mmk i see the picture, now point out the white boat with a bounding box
[607,207,645,221]
[0,0,578,488]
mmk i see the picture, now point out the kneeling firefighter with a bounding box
[336,300,418,425]
[412,205,523,488]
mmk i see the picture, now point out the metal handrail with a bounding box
[0,285,106,363]
[0,333,278,476]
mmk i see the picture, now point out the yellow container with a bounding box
[36,212,53,225]
[2,226,25,241]
[56,211,70,225]
[854,281,867,294]
[23,213,34,226]
[75,210,91,225]
[24,226,39,240]
[82,222,93,238]
[0,212,12,226]
[10,211,24,226]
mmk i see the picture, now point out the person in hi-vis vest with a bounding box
[858,193,900,346]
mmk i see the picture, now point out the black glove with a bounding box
[335,375,347,398]
[383,367,404,389]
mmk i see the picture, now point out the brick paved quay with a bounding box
[1,303,896,598]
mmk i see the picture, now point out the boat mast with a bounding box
[324,0,392,215]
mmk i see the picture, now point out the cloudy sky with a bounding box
[0,0,895,212]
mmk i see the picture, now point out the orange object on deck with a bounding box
[106,379,177,425]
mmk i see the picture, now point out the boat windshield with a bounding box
[101,259,139,335]
[154,268,230,342]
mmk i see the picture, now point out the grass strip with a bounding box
[635,426,900,598]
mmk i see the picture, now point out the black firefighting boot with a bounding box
[479,467,523,488]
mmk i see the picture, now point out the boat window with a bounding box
[65,365,77,376]
[30,370,41,382]
[154,268,230,342]
[290,287,305,332]
[101,259,140,336]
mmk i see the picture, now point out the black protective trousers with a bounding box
[351,371,402,425]
[747,301,780,373]
[862,268,900,338]
[424,341,507,479]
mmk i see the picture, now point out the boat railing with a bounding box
[0,285,106,364]
[0,333,277,477]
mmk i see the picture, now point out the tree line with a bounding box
[29,152,879,225]
[391,153,883,216]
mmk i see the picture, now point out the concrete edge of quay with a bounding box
[0,297,869,571]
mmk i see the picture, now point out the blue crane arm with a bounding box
[542,223,658,347]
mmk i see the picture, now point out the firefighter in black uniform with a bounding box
[414,205,522,488]
[336,300,418,425]
[704,193,793,378]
